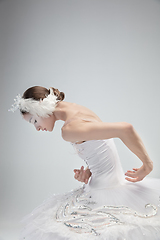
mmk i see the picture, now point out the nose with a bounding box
[36,126,41,131]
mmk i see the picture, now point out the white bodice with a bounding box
[72,139,125,189]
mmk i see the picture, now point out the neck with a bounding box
[53,101,69,122]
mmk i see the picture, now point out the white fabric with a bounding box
[20,139,160,240]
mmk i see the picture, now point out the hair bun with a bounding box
[59,92,65,101]
[50,87,65,101]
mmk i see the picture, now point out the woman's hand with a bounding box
[125,162,153,182]
[73,166,92,184]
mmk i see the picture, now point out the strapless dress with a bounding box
[20,137,160,240]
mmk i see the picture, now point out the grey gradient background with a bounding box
[0,0,160,239]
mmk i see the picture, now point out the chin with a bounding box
[49,126,54,132]
[50,123,55,132]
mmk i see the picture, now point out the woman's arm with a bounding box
[120,124,153,182]
[62,121,126,142]
[62,121,153,182]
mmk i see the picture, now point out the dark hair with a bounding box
[21,86,65,115]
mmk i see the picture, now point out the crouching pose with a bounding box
[10,86,160,240]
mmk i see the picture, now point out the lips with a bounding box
[41,128,47,131]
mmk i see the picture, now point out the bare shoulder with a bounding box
[61,119,131,142]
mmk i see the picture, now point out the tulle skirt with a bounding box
[20,177,160,240]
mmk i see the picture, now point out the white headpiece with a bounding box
[9,88,59,118]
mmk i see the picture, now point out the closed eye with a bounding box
[29,117,32,123]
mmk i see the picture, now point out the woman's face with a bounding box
[23,113,56,132]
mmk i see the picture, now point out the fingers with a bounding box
[74,166,84,172]
[74,172,79,180]
[126,168,139,174]
[74,169,81,180]
[126,170,135,173]
[74,166,84,175]
[125,167,140,176]
[74,166,90,183]
[125,171,139,183]
[84,177,89,184]
[74,166,86,182]
[79,167,84,181]
[125,171,137,178]
[125,177,139,182]
[132,168,139,171]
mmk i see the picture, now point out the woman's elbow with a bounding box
[124,122,134,131]
[121,122,134,138]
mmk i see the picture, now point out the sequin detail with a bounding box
[56,188,157,235]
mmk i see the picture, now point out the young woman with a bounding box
[10,86,160,240]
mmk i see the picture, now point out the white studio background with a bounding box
[0,0,160,239]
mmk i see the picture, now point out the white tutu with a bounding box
[20,139,160,240]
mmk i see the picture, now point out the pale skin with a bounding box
[23,101,153,183]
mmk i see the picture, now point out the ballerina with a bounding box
[10,86,160,240]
